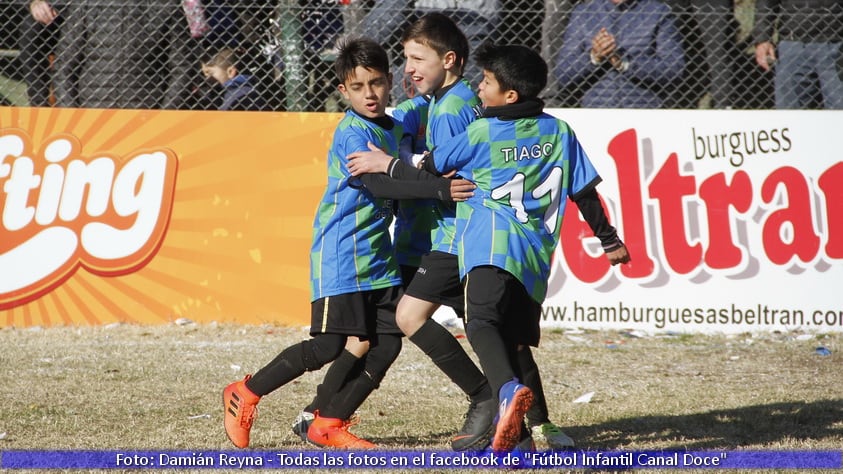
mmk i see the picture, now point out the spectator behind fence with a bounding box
[555,0,685,108]
[165,0,243,109]
[541,0,582,106]
[752,0,843,109]
[19,0,62,106]
[664,0,736,109]
[357,0,500,103]
[201,47,266,111]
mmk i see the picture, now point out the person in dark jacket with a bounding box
[19,0,63,106]
[663,0,737,109]
[555,0,686,108]
[752,0,843,109]
[201,47,266,111]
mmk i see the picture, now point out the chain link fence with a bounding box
[0,1,840,111]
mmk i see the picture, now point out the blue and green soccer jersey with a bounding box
[426,79,482,255]
[431,113,601,303]
[392,94,430,158]
[310,110,404,301]
[390,95,432,267]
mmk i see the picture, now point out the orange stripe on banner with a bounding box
[41,106,62,139]
[77,108,119,147]
[35,297,52,327]
[98,110,162,152]
[60,280,100,326]
[46,290,73,327]
[74,276,140,325]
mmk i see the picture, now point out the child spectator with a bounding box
[201,47,266,111]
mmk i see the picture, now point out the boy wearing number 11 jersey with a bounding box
[421,43,631,451]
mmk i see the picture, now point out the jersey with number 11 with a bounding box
[432,113,601,303]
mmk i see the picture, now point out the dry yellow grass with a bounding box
[0,322,840,473]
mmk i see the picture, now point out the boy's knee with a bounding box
[395,310,417,334]
[301,334,346,371]
[395,300,432,336]
[345,337,370,357]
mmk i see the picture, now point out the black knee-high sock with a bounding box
[320,372,379,421]
[409,319,491,401]
[246,344,308,396]
[320,334,402,420]
[305,349,364,413]
[518,346,550,426]
[465,319,516,396]
[246,334,345,396]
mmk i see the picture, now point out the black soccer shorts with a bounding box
[464,266,541,347]
[310,285,404,338]
[404,250,465,315]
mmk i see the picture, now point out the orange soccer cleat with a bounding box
[306,413,376,449]
[222,375,261,448]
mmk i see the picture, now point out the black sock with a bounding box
[320,372,379,420]
[409,319,491,401]
[246,344,308,396]
[518,346,550,426]
[465,319,515,396]
[305,349,364,413]
[246,334,345,397]
[320,334,402,420]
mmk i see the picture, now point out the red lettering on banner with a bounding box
[698,171,752,270]
[817,162,843,259]
[650,153,703,274]
[606,129,655,278]
[760,166,820,265]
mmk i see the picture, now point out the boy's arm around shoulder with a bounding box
[350,143,474,202]
[573,186,631,266]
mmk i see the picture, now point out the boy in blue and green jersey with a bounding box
[348,13,496,451]
[222,37,474,451]
[423,43,631,451]
[393,13,497,451]
[425,76,482,256]
[391,94,433,275]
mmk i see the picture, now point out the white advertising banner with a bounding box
[531,109,843,334]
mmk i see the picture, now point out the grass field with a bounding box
[0,322,841,473]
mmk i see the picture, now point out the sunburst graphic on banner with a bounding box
[1,107,340,327]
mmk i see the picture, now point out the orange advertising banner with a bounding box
[0,107,342,327]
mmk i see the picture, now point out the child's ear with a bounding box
[442,51,458,71]
[337,83,350,100]
[505,89,519,104]
[226,65,238,79]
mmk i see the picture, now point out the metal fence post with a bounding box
[276,0,307,111]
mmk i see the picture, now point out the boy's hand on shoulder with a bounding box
[448,179,476,202]
[347,142,392,176]
[606,244,630,266]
